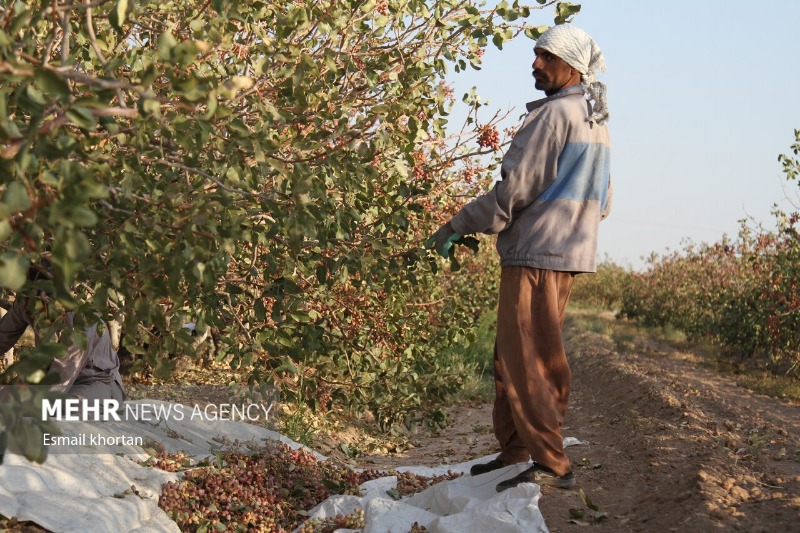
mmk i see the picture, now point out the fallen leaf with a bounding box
[568,508,585,519]
[567,519,591,526]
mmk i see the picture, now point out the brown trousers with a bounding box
[493,266,575,476]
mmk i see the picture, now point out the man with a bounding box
[427,24,611,491]
[0,272,125,403]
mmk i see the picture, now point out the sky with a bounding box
[447,0,800,270]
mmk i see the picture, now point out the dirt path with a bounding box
[357,312,800,532]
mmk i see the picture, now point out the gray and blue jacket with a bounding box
[450,85,612,273]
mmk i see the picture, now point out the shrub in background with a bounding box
[620,131,800,375]
[570,259,632,310]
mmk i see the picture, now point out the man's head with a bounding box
[532,48,581,96]
[532,24,609,124]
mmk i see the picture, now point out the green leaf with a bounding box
[569,507,585,519]
[203,91,218,119]
[139,97,161,117]
[25,84,47,105]
[35,69,70,100]
[4,181,30,212]
[315,264,327,284]
[0,220,11,242]
[386,488,402,500]
[0,253,29,291]
[158,31,178,61]
[66,107,97,131]
[579,488,600,511]
[109,0,131,34]
[273,356,298,374]
[555,2,582,24]
[138,64,159,86]
[51,231,89,285]
[526,25,550,40]
[448,253,461,272]
[190,18,206,33]
[12,422,47,463]
[0,91,22,138]
[321,478,344,491]
[455,235,480,254]
[154,358,176,381]
[68,207,98,227]
[492,31,504,50]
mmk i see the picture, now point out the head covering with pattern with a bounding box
[536,24,609,124]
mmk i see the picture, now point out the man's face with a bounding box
[532,47,580,95]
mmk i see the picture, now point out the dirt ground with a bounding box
[355,312,800,533]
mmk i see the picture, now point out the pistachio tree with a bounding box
[0,0,580,461]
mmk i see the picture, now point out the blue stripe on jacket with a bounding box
[539,142,610,211]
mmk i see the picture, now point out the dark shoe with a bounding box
[469,458,506,476]
[495,464,576,491]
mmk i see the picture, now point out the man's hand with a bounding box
[425,222,461,259]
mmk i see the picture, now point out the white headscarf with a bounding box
[536,24,609,124]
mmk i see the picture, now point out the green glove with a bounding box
[425,223,461,259]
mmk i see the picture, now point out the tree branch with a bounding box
[84,0,129,108]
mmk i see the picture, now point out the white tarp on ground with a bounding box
[0,400,585,533]
[305,464,547,533]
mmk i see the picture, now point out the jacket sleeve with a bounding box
[0,298,30,355]
[600,175,613,220]
[450,111,563,236]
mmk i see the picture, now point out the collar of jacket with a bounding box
[525,85,585,112]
